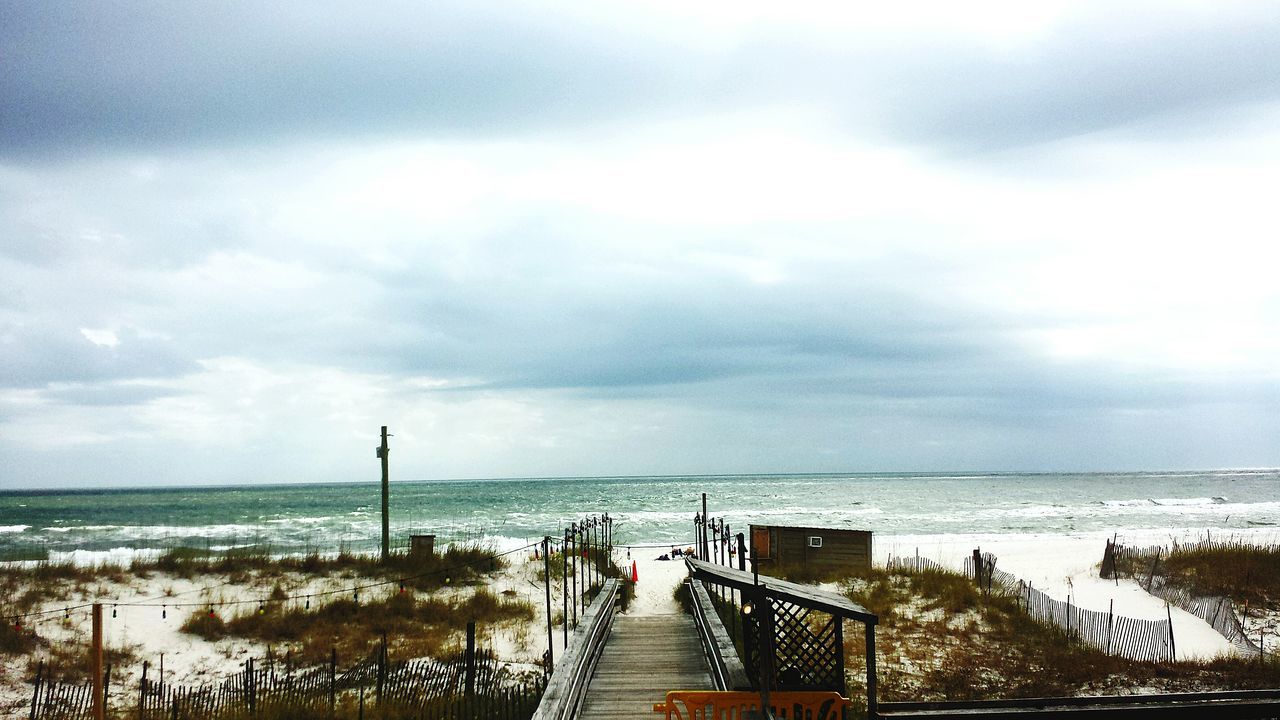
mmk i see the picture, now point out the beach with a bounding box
[5,471,1280,712]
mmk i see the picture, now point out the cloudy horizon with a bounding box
[3,1,1279,489]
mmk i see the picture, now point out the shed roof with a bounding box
[685,557,876,625]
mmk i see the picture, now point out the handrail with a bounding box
[530,578,619,720]
[686,579,750,691]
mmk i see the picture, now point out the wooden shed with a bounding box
[749,524,872,575]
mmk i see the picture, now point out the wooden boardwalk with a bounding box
[578,614,714,720]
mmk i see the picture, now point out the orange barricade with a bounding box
[652,690,854,720]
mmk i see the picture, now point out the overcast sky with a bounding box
[2,1,1279,489]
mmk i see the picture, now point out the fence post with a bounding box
[1166,603,1176,662]
[1107,599,1114,655]
[701,493,709,560]
[543,535,554,675]
[246,656,255,717]
[562,528,570,646]
[328,647,336,719]
[972,549,983,589]
[1147,548,1161,591]
[139,660,149,720]
[465,621,476,697]
[29,660,43,720]
[376,632,386,705]
[570,523,579,627]
[737,533,746,572]
[103,662,112,717]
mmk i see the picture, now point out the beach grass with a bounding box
[134,542,504,590]
[182,587,534,664]
[1153,541,1280,605]
[842,563,1280,701]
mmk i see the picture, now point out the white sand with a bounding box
[617,549,690,616]
[4,526,1264,710]
[876,530,1242,659]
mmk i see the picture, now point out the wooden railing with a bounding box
[687,578,751,691]
[530,578,619,720]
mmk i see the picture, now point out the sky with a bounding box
[2,1,1279,489]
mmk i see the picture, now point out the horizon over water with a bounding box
[3,469,1280,564]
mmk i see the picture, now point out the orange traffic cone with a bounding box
[631,560,638,583]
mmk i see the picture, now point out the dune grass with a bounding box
[182,587,534,664]
[136,542,502,590]
[842,564,1280,702]
[1150,542,1280,605]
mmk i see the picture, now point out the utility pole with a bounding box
[378,426,391,563]
[91,603,104,720]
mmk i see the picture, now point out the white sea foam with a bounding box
[1150,497,1227,506]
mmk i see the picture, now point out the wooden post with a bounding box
[1107,599,1115,655]
[1167,603,1176,661]
[562,529,569,646]
[701,493,709,560]
[465,621,477,697]
[378,426,390,563]
[737,533,746,572]
[865,622,877,720]
[328,647,337,719]
[570,523,579,626]
[29,660,43,720]
[543,536,554,674]
[1147,548,1161,592]
[139,660,149,720]
[972,549,983,588]
[246,656,256,716]
[90,604,105,720]
[376,632,386,705]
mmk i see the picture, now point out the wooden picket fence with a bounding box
[884,554,948,574]
[27,643,544,720]
[1104,538,1260,656]
[961,552,1174,662]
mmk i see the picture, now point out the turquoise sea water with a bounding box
[3,470,1280,562]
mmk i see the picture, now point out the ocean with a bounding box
[3,469,1280,563]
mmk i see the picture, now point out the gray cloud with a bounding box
[2,3,1279,486]
[0,2,681,158]
[6,3,1277,160]
[0,323,195,388]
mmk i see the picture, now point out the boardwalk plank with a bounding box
[579,614,714,720]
